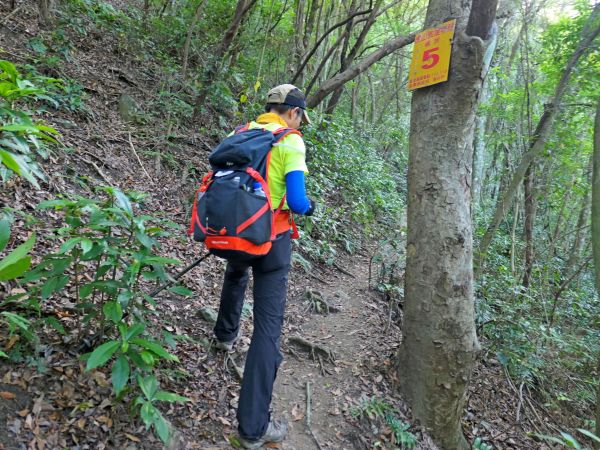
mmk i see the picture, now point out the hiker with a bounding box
[205,85,315,448]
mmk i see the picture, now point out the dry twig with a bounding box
[1,4,25,25]
[305,382,324,450]
[333,262,355,278]
[128,132,152,181]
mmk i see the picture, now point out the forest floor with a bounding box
[0,2,558,449]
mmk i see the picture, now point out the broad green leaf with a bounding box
[128,350,150,370]
[0,219,9,252]
[124,323,145,341]
[117,291,132,309]
[44,316,66,334]
[1,311,30,332]
[154,391,189,403]
[36,199,73,209]
[154,412,170,443]
[0,124,39,133]
[0,256,31,281]
[0,60,19,80]
[0,149,40,188]
[113,189,132,215]
[103,301,123,324]
[576,429,600,443]
[142,256,181,265]
[59,237,83,254]
[41,276,59,300]
[168,285,194,296]
[111,355,129,396]
[559,432,580,449]
[0,233,35,274]
[137,374,158,400]
[140,350,155,366]
[135,232,154,249]
[86,340,120,371]
[140,401,155,428]
[0,350,8,358]
[130,338,178,361]
[80,239,93,254]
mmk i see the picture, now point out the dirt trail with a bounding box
[166,246,412,450]
[273,253,400,450]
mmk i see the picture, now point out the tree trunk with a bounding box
[325,0,383,114]
[192,0,257,119]
[182,0,209,79]
[291,0,306,81]
[38,0,51,26]
[591,100,600,440]
[471,28,497,211]
[476,5,600,268]
[565,188,591,271]
[395,0,497,448]
[522,164,536,287]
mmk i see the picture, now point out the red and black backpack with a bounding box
[189,124,300,261]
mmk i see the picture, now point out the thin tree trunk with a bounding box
[291,0,306,79]
[395,0,497,448]
[325,0,383,114]
[565,188,591,271]
[305,29,345,95]
[192,0,257,119]
[522,164,536,287]
[590,99,600,439]
[476,6,600,268]
[550,178,574,252]
[182,0,209,79]
[38,0,51,25]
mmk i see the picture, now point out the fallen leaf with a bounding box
[291,404,304,421]
[17,409,29,417]
[217,416,231,426]
[6,335,19,350]
[124,433,140,442]
[0,391,16,400]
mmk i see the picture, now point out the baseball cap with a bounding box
[266,84,311,125]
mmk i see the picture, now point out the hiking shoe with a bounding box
[214,330,241,352]
[238,419,288,449]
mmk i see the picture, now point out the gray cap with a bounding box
[266,84,311,124]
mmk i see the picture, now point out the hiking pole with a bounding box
[149,253,211,297]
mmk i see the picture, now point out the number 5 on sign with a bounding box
[408,19,456,90]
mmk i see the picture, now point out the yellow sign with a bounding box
[407,19,456,90]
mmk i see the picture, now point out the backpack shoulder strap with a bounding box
[234,123,251,134]
[272,127,302,143]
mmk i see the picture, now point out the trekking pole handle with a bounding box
[149,253,211,297]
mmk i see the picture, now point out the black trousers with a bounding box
[214,232,292,440]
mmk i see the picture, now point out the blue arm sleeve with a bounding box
[285,170,311,214]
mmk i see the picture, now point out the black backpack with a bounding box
[189,124,300,261]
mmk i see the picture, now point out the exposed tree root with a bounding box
[225,353,244,382]
[288,334,335,363]
[333,262,355,278]
[304,289,341,315]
